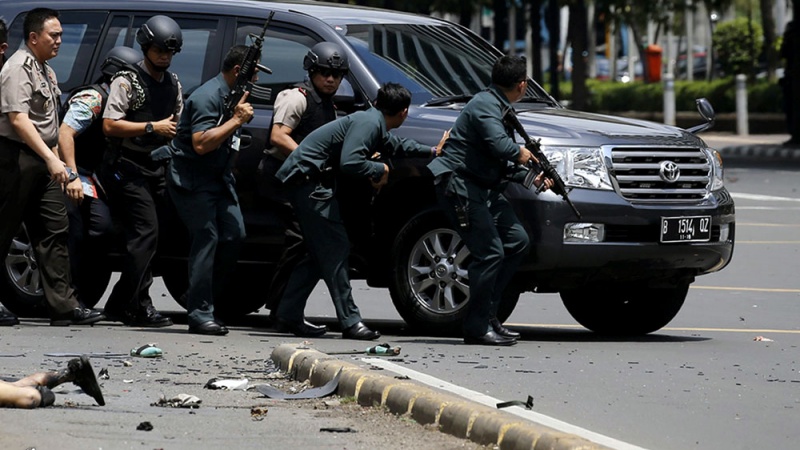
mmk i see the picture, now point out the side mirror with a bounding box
[686,97,716,134]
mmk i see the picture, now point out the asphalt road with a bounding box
[2,132,797,450]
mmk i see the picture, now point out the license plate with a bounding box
[660,216,711,243]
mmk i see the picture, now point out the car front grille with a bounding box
[610,146,711,201]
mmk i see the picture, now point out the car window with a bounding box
[235,22,317,106]
[7,11,107,92]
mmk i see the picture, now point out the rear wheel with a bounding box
[560,282,689,335]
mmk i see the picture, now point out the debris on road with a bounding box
[496,395,534,410]
[130,344,163,358]
[98,368,109,380]
[320,427,357,433]
[204,378,249,390]
[255,368,342,400]
[250,406,268,421]
[137,421,154,431]
[753,336,774,342]
[151,393,202,408]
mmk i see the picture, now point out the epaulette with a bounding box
[22,56,34,70]
[297,87,308,96]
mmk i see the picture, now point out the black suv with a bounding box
[1,0,735,335]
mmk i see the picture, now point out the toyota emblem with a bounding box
[659,160,680,183]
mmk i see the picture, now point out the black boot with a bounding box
[35,386,56,407]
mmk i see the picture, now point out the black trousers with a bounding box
[0,139,79,315]
[257,155,304,312]
[98,157,166,315]
[65,185,114,301]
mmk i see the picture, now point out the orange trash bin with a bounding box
[645,44,662,82]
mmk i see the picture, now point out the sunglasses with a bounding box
[317,68,346,78]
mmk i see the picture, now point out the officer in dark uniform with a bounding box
[274,83,446,340]
[427,55,552,346]
[0,8,104,326]
[166,45,254,336]
[98,15,184,327]
[58,46,143,306]
[259,42,349,319]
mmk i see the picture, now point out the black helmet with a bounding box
[136,15,182,53]
[303,42,349,72]
[100,46,143,79]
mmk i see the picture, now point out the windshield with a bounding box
[342,23,549,105]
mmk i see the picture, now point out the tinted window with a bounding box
[7,11,107,91]
[235,22,317,106]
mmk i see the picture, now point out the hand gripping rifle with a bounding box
[218,11,275,126]
[502,108,581,219]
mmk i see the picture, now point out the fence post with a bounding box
[735,74,749,135]
[663,73,675,126]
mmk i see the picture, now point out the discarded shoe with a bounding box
[50,307,104,326]
[188,320,228,336]
[68,356,105,406]
[490,317,520,339]
[342,322,380,341]
[35,386,55,407]
[463,330,517,346]
[0,305,20,326]
[130,343,163,358]
[276,318,327,337]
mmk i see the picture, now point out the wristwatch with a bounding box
[145,122,154,135]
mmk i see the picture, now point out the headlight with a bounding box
[704,148,725,191]
[540,147,613,190]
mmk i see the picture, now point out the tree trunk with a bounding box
[493,0,509,51]
[569,0,588,110]
[760,0,778,82]
[546,0,561,99]
[529,0,544,82]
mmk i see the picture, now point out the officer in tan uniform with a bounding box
[0,8,104,326]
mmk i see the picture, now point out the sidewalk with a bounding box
[698,132,800,162]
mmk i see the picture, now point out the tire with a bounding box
[560,282,689,335]
[1,225,48,317]
[160,261,267,318]
[389,215,520,335]
[1,225,112,316]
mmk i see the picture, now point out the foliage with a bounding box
[712,17,764,78]
[560,78,782,113]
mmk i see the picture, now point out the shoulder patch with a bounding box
[23,56,34,70]
[297,87,308,97]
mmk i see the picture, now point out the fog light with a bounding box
[719,223,730,242]
[563,223,605,243]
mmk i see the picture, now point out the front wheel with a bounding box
[560,282,689,335]
[388,215,518,335]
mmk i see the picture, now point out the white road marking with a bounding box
[363,358,648,450]
[730,192,800,202]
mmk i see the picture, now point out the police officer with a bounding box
[274,83,446,340]
[58,46,143,306]
[0,8,104,326]
[259,42,349,317]
[99,15,184,327]
[166,45,254,336]
[0,17,20,326]
[427,55,552,346]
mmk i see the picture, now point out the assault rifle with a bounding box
[503,108,581,219]
[218,11,275,126]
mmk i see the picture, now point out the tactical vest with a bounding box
[110,66,178,153]
[268,80,336,148]
[62,83,108,172]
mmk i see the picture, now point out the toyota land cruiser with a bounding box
[0,0,734,335]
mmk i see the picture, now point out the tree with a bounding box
[759,0,778,81]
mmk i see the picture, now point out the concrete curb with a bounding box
[718,144,800,161]
[271,343,612,450]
